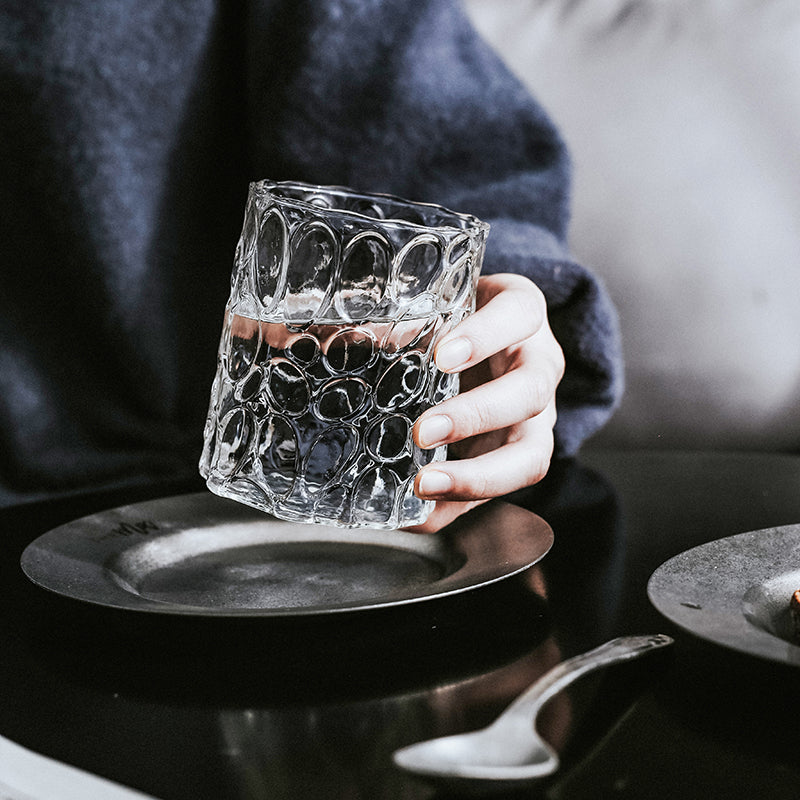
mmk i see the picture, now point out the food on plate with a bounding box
[790,590,800,643]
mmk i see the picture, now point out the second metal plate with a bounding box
[648,524,800,666]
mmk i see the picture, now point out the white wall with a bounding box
[464,0,800,451]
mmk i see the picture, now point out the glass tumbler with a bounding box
[200,180,489,529]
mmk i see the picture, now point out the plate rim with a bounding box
[20,492,553,618]
[647,523,800,666]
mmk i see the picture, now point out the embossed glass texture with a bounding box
[200,180,489,529]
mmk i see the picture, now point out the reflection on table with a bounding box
[1,450,799,799]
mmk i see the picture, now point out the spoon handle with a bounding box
[498,634,673,729]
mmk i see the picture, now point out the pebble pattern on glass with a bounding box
[200,181,488,529]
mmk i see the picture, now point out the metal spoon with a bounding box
[393,634,673,788]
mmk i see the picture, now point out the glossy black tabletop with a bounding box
[2,450,800,799]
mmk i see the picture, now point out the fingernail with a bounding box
[417,469,453,498]
[436,337,472,372]
[417,415,453,448]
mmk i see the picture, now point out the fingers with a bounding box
[402,498,487,534]
[414,401,557,502]
[413,278,563,451]
[433,273,548,374]
[417,273,563,448]
[405,273,563,526]
[415,340,562,449]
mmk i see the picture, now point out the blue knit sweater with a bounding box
[0,0,622,506]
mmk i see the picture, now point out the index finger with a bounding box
[433,273,546,373]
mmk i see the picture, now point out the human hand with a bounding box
[407,273,564,533]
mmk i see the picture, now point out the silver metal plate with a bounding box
[648,524,800,666]
[20,493,552,617]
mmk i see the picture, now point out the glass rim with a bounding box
[251,179,491,236]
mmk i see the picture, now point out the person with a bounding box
[0,0,622,529]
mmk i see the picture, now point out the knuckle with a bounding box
[512,420,555,487]
[522,368,555,416]
[444,461,495,500]
[552,340,566,381]
[510,281,546,333]
[518,338,564,407]
[478,273,547,338]
[542,400,558,429]
[459,471,493,500]
[532,328,565,378]
[526,448,553,485]
[528,428,556,484]
[451,394,497,440]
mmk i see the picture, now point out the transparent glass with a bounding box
[199,180,489,529]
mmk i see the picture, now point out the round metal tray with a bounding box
[21,492,553,618]
[648,524,800,666]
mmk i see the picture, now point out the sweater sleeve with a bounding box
[244,0,623,454]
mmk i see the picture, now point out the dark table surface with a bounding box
[2,449,800,799]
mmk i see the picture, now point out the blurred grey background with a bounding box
[463,0,800,451]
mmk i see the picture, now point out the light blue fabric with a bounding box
[0,0,622,505]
